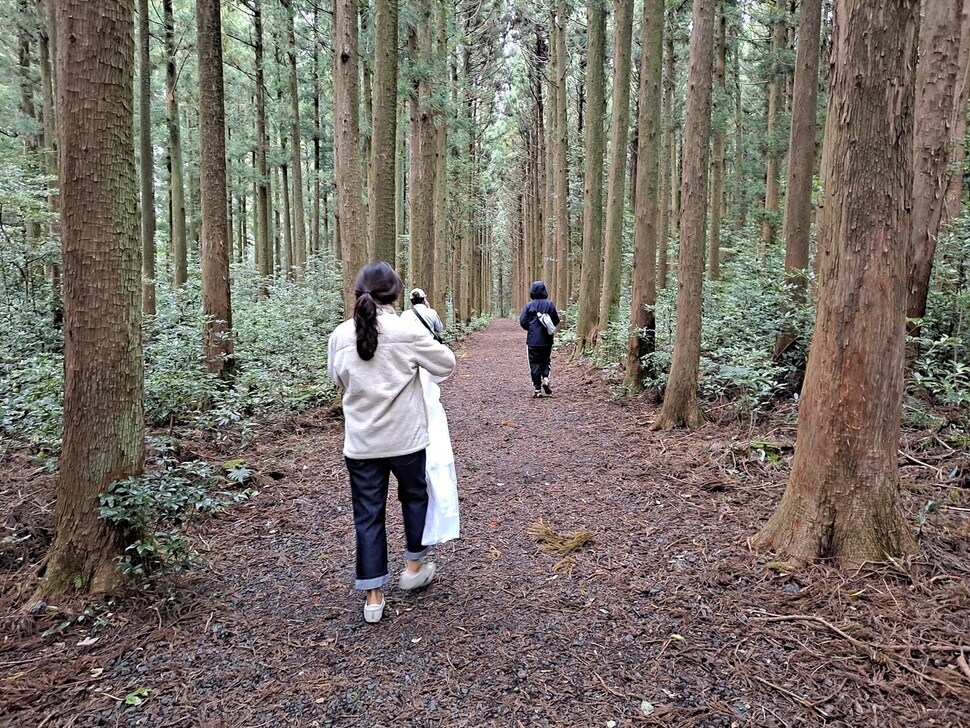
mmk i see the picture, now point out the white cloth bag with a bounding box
[420,369,460,544]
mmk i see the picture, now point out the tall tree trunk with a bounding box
[41,0,144,595]
[773,0,822,361]
[624,0,664,392]
[653,0,716,430]
[598,0,636,331]
[761,1,784,249]
[138,0,156,316]
[577,0,607,351]
[38,0,62,324]
[553,3,570,307]
[312,6,321,262]
[408,0,437,300]
[163,0,187,288]
[368,0,399,265]
[432,2,449,315]
[755,0,921,565]
[284,0,306,280]
[251,0,272,293]
[197,0,234,378]
[944,4,970,221]
[334,0,365,315]
[707,5,726,281]
[658,26,675,290]
[906,0,964,324]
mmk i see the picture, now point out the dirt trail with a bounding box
[2,319,968,727]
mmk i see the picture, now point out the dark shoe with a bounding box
[400,561,436,591]
[541,376,552,395]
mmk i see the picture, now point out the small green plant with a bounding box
[99,458,255,580]
[913,499,942,536]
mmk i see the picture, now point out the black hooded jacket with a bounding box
[519,281,560,346]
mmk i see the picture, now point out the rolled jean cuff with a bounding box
[405,546,429,561]
[355,574,390,591]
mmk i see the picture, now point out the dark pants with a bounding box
[528,345,553,390]
[345,450,430,590]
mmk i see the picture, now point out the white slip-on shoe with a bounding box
[364,598,385,623]
[399,561,437,591]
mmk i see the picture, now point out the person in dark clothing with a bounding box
[519,281,560,398]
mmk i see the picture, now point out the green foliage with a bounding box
[907,211,970,411]
[640,242,813,419]
[99,457,255,580]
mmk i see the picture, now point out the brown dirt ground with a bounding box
[1,318,969,727]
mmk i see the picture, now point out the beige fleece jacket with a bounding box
[327,305,456,459]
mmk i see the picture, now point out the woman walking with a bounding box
[328,262,456,623]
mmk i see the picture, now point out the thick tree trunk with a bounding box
[163,0,187,288]
[906,0,964,324]
[707,7,726,281]
[774,0,823,360]
[197,0,234,378]
[653,0,716,430]
[138,0,156,316]
[368,0,398,265]
[755,0,920,565]
[598,0,635,332]
[576,0,606,351]
[334,0,364,315]
[41,0,144,595]
[624,0,663,392]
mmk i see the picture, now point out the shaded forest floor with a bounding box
[2,318,969,727]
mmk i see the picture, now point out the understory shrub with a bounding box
[99,452,256,579]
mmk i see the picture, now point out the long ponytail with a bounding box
[353,262,402,360]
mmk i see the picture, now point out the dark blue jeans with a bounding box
[345,450,430,590]
[528,345,552,390]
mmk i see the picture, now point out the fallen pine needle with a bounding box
[527,520,595,555]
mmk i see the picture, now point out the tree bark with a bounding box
[773,0,823,360]
[163,0,187,288]
[761,1,784,249]
[576,0,607,351]
[368,0,399,265]
[197,0,234,378]
[334,0,365,315]
[41,0,144,595]
[284,0,306,280]
[658,25,675,290]
[598,0,636,331]
[707,5,726,281]
[251,0,272,293]
[653,0,716,430]
[624,0,664,392]
[408,0,437,301]
[553,3,570,307]
[138,0,156,316]
[944,3,970,221]
[906,0,964,324]
[755,0,921,565]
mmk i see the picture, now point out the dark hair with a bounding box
[410,293,424,305]
[353,262,402,360]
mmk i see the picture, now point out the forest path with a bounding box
[4,319,968,726]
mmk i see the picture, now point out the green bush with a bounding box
[99,456,255,579]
